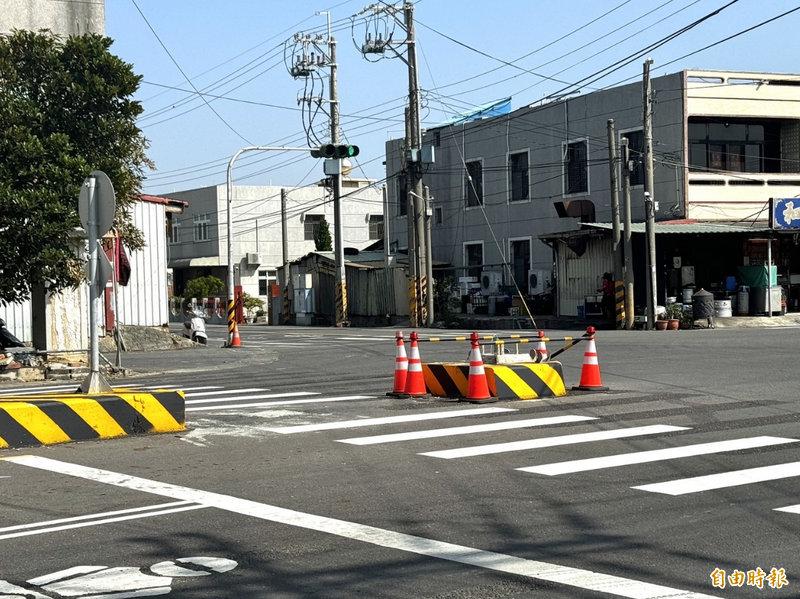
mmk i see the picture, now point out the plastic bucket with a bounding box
[714,299,732,318]
[682,287,695,304]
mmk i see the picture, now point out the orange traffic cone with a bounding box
[463,332,493,403]
[229,322,242,347]
[387,330,408,397]
[534,330,548,363]
[403,331,427,396]
[572,328,607,391]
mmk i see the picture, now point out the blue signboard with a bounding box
[771,197,800,229]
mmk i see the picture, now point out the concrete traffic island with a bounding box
[0,389,185,449]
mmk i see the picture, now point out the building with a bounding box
[385,69,800,318]
[0,0,105,36]
[166,181,384,312]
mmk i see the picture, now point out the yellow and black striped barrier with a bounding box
[0,389,185,449]
[423,362,566,400]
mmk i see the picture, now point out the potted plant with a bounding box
[655,309,669,330]
[664,303,683,330]
[679,305,694,329]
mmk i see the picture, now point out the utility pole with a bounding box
[621,138,635,330]
[423,185,434,325]
[358,1,431,327]
[643,58,658,330]
[281,188,290,324]
[607,119,623,329]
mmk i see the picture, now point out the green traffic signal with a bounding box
[310,144,359,159]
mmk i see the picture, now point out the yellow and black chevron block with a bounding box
[0,390,185,449]
[422,363,567,401]
[615,280,626,329]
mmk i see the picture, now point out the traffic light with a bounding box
[310,144,359,159]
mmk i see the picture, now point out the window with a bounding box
[258,269,277,296]
[464,242,483,279]
[304,214,323,241]
[509,152,529,202]
[368,215,384,240]
[434,206,443,226]
[169,218,180,245]
[397,175,408,216]
[564,140,588,194]
[688,118,781,173]
[623,130,645,186]
[509,239,530,291]
[465,160,483,207]
[193,214,209,242]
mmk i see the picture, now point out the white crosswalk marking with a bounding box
[774,504,800,515]
[633,461,800,495]
[339,415,598,446]
[184,388,267,397]
[267,407,517,434]
[420,425,690,459]
[185,392,317,405]
[0,385,79,396]
[520,436,798,475]
[185,395,374,412]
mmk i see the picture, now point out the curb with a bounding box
[0,389,185,449]
[422,362,567,400]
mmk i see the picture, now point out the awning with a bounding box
[169,256,221,268]
[582,221,770,235]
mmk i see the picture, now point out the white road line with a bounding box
[184,388,267,398]
[632,460,800,496]
[774,504,800,515]
[0,504,209,540]
[267,408,517,434]
[420,425,690,460]
[0,500,195,532]
[1,456,719,599]
[520,436,799,476]
[0,385,79,396]
[140,385,223,392]
[186,395,374,412]
[340,415,598,446]
[185,392,318,405]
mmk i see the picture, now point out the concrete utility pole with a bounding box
[281,188,290,324]
[621,138,635,330]
[643,58,658,330]
[327,24,348,326]
[607,119,623,329]
[405,3,427,328]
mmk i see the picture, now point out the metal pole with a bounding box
[621,138,635,330]
[113,233,121,368]
[424,185,434,326]
[80,175,111,393]
[281,188,290,325]
[767,237,773,318]
[643,58,658,330]
[226,146,312,343]
[607,119,623,329]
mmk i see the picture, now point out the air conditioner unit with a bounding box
[480,271,502,295]
[247,253,262,265]
[529,270,545,295]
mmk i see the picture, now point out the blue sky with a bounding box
[105,0,800,196]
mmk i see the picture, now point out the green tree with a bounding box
[241,292,265,319]
[314,216,332,251]
[0,30,152,304]
[183,276,225,300]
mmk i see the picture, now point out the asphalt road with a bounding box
[0,324,798,598]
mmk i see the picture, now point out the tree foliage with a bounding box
[182,276,225,300]
[0,30,152,304]
[314,216,332,251]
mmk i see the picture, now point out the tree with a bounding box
[0,30,152,304]
[182,276,225,300]
[314,216,332,251]
[241,292,265,320]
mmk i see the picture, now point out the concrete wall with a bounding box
[0,0,105,36]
